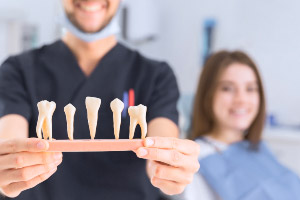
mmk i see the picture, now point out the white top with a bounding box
[183,137,228,200]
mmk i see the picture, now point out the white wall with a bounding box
[1,0,300,125]
[133,0,300,125]
[0,0,59,63]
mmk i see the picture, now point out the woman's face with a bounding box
[212,63,260,133]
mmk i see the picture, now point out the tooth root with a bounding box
[139,120,147,139]
[110,98,124,140]
[64,104,76,140]
[45,118,53,141]
[86,97,101,140]
[137,105,147,139]
[47,102,56,141]
[36,115,44,139]
[129,118,138,140]
[128,105,147,139]
[42,120,49,139]
[36,100,56,140]
[113,113,121,139]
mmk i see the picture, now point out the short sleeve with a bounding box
[0,57,32,121]
[147,63,180,125]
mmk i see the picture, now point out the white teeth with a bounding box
[81,5,101,11]
[110,98,124,140]
[86,97,101,140]
[128,105,147,139]
[232,109,247,115]
[64,104,76,140]
[37,99,148,140]
[36,100,56,141]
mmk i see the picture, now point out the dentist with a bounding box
[0,0,200,199]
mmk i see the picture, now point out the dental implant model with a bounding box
[85,97,101,140]
[128,104,147,139]
[36,100,56,141]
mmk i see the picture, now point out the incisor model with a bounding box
[86,97,101,140]
[64,104,76,140]
[110,98,124,139]
[36,100,56,141]
[128,105,147,139]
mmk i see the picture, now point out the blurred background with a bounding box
[1,0,300,175]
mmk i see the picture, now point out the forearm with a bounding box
[0,114,29,139]
[148,117,179,138]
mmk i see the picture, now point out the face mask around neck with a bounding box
[59,2,121,43]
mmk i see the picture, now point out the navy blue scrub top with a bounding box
[0,40,180,200]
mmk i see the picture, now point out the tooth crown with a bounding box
[85,97,101,140]
[110,98,124,112]
[64,104,76,116]
[128,104,147,139]
[110,98,125,140]
[36,100,56,141]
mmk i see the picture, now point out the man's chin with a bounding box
[76,24,104,33]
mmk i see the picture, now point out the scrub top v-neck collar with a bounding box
[39,40,125,104]
[59,39,121,80]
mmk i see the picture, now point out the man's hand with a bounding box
[135,137,200,195]
[0,138,62,198]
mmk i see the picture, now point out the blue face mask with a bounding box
[59,2,121,43]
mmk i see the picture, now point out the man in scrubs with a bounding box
[0,0,200,199]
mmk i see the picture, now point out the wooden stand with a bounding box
[46,139,143,152]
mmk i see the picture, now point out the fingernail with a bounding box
[138,148,148,157]
[37,141,46,150]
[145,138,154,147]
[54,153,62,160]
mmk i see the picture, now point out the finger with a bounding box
[2,168,57,198]
[144,137,200,155]
[1,159,61,186]
[0,152,63,170]
[0,138,49,155]
[149,161,194,185]
[137,147,200,171]
[10,161,60,183]
[150,176,185,195]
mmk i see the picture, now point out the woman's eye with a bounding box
[247,87,258,92]
[221,86,234,92]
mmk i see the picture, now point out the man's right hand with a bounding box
[0,138,62,198]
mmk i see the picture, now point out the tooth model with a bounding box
[64,104,76,140]
[110,98,124,139]
[36,100,56,141]
[85,97,101,140]
[128,104,147,139]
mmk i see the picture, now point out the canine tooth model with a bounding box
[110,98,124,139]
[85,97,101,140]
[36,100,56,141]
[64,104,76,140]
[128,104,147,139]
